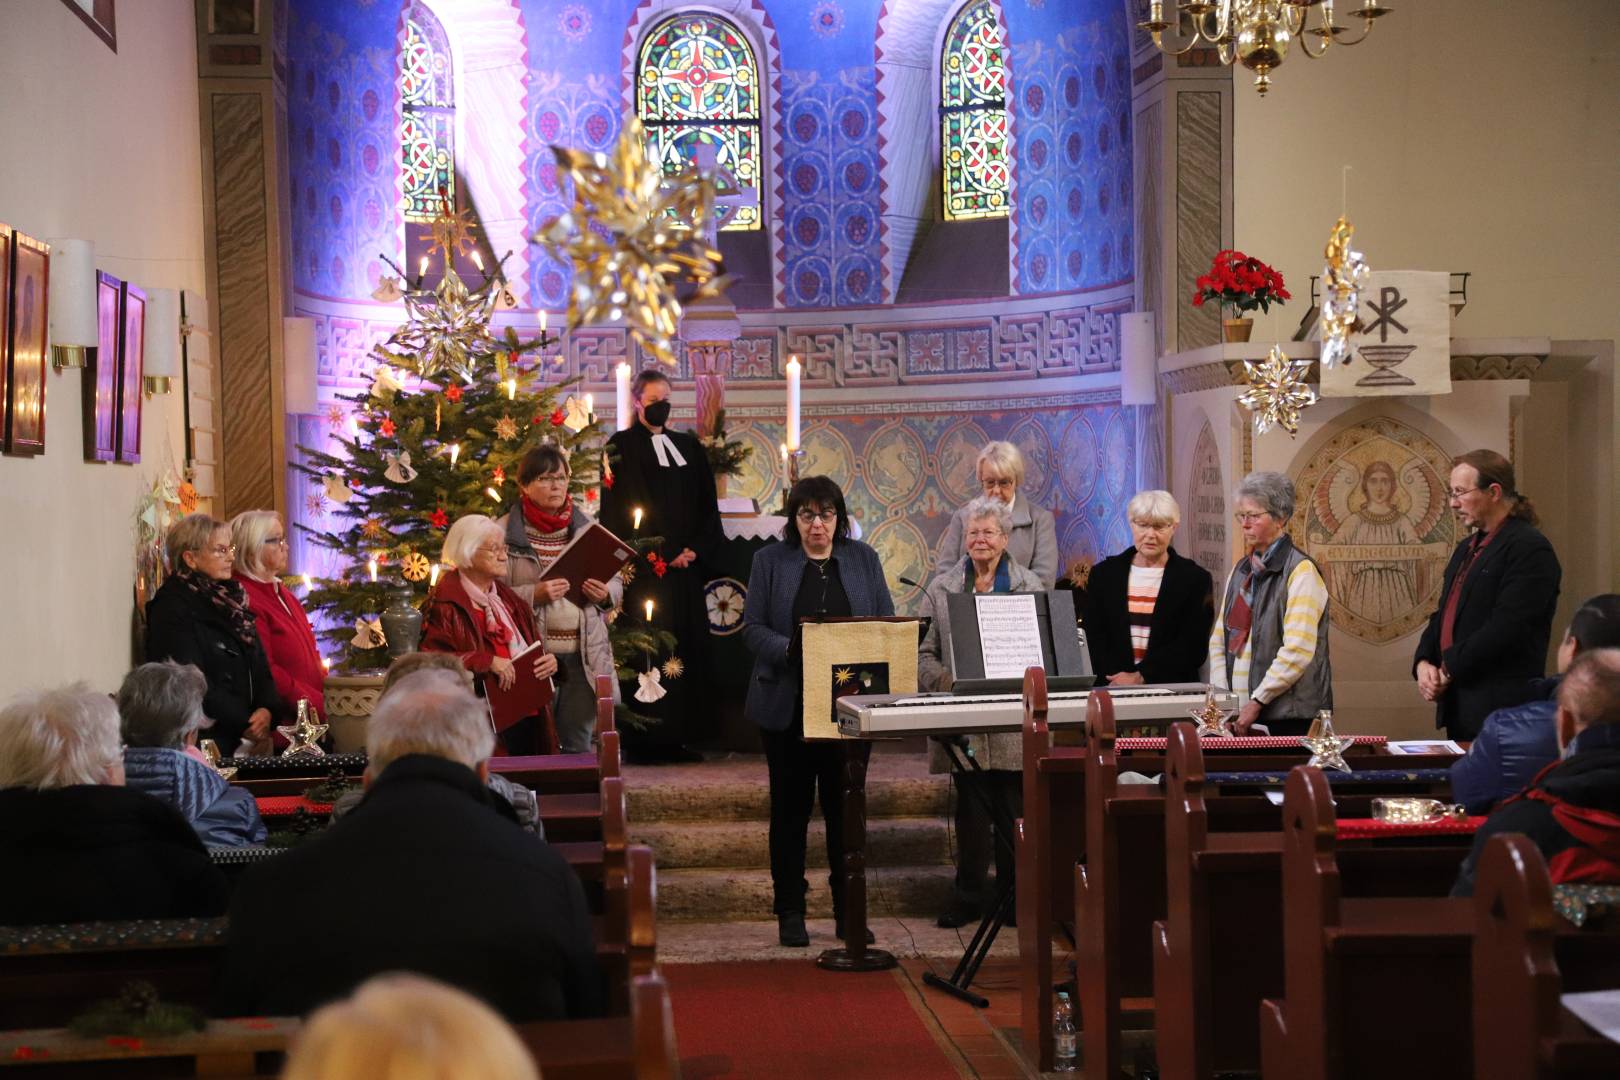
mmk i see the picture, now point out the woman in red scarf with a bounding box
[231,511,326,729]
[495,444,622,754]
[422,515,559,755]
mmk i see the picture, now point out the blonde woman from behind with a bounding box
[282,973,540,1080]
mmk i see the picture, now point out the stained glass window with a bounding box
[636,13,762,231]
[400,3,453,223]
[941,0,1009,221]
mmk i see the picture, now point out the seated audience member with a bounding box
[218,670,601,1020]
[1451,593,1620,814]
[328,652,543,837]
[231,509,326,722]
[144,513,284,756]
[1453,648,1620,896]
[919,496,1043,928]
[0,685,229,924]
[119,661,267,847]
[282,973,539,1080]
[1083,490,1215,686]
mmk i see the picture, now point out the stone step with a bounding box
[630,815,954,871]
[622,753,950,823]
[656,864,958,921]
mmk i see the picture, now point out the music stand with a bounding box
[944,589,1093,694]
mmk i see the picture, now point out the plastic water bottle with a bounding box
[1053,991,1078,1072]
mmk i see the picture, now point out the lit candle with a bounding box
[485,486,502,502]
[583,393,594,420]
[417,255,429,277]
[348,414,361,439]
[429,563,441,587]
[321,657,333,673]
[779,442,788,465]
[539,308,548,333]
[471,249,483,272]
[632,507,643,532]
[301,574,312,591]
[448,443,461,468]
[785,356,802,451]
[644,599,654,622]
[368,557,378,583]
[616,362,632,431]
[504,378,516,400]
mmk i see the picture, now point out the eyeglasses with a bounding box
[796,510,838,525]
[529,474,569,486]
[1448,486,1487,499]
[204,544,236,558]
[981,477,1016,490]
[1233,512,1270,524]
[1131,520,1174,532]
[265,536,288,547]
[965,529,1004,541]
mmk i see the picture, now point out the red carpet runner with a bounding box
[665,961,965,1079]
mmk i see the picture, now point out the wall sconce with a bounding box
[143,288,180,396]
[283,316,319,414]
[46,239,97,370]
[1119,310,1158,406]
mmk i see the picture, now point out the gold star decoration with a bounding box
[325,404,345,427]
[360,517,388,542]
[834,666,854,686]
[422,195,478,262]
[372,265,504,383]
[276,700,329,759]
[1188,687,1233,738]
[618,561,636,586]
[494,414,520,440]
[1238,345,1317,437]
[401,552,432,582]
[661,656,685,680]
[1300,710,1353,772]
[533,116,730,366]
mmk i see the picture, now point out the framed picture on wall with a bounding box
[82,270,122,462]
[115,281,145,463]
[4,231,50,456]
[0,225,10,425]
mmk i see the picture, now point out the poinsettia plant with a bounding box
[1191,249,1290,315]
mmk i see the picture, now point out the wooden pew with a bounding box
[1152,722,1478,1080]
[1473,834,1620,1080]
[1259,766,1476,1080]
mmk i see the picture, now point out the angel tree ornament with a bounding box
[383,451,418,484]
[634,666,667,704]
[351,617,387,651]
[322,474,355,504]
[1238,346,1317,437]
[1319,216,1372,369]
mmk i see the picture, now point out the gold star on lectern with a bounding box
[834,667,854,686]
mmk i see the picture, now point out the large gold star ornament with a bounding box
[1238,345,1317,438]
[534,117,729,366]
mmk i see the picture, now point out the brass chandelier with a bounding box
[1139,0,1392,95]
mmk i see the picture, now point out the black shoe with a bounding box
[834,918,876,944]
[778,912,809,947]
[935,900,983,929]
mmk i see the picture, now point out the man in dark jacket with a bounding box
[1413,450,1562,740]
[1451,594,1620,813]
[1453,648,1620,897]
[0,685,229,924]
[218,670,603,1021]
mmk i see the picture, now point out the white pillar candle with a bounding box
[616,362,632,431]
[418,255,429,277]
[429,563,441,587]
[584,393,594,420]
[632,507,643,532]
[785,356,801,451]
[644,599,654,623]
[368,558,378,583]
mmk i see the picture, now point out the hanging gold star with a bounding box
[661,656,685,680]
[534,117,730,366]
[374,264,503,382]
[494,414,520,441]
[360,517,388,542]
[422,194,478,261]
[1238,345,1317,437]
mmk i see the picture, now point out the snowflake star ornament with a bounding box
[660,656,685,681]
[1238,345,1317,437]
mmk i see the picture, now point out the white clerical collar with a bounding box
[650,432,686,468]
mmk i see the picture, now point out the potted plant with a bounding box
[1192,249,1290,342]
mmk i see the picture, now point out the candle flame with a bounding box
[429,563,441,587]
[417,255,429,277]
[632,508,643,531]
[302,574,312,590]
[448,443,461,468]
[644,599,654,622]
[471,249,484,271]
[485,486,502,502]
[321,657,333,673]
[367,558,378,583]
[505,378,516,400]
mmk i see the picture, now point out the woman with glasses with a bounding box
[918,496,1045,928]
[495,443,622,753]
[1207,472,1332,736]
[144,514,285,756]
[934,441,1059,589]
[1083,490,1214,687]
[423,514,559,755]
[742,476,894,947]
[231,510,326,738]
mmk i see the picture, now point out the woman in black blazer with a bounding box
[144,514,284,756]
[1083,491,1214,685]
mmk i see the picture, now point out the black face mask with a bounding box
[641,400,672,428]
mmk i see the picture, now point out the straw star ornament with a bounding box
[1238,345,1317,437]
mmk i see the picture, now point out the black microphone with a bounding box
[898,575,922,589]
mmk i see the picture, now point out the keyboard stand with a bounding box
[922,739,1020,1009]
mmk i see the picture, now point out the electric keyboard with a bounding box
[835,684,1238,737]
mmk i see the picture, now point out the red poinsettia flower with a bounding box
[379,417,396,437]
[585,488,599,503]
[1190,249,1288,315]
[444,384,463,403]
[430,507,449,529]
[549,407,567,426]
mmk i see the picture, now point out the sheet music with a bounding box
[974,593,1045,680]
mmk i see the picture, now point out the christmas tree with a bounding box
[292,205,675,726]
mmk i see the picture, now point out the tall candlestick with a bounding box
[632,507,643,532]
[785,356,802,451]
[644,599,654,622]
[616,362,632,431]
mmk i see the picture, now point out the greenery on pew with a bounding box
[68,980,203,1039]
[265,808,328,848]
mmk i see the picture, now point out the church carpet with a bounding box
[665,957,1049,1078]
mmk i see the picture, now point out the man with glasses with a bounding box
[598,368,725,762]
[1413,449,1562,740]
